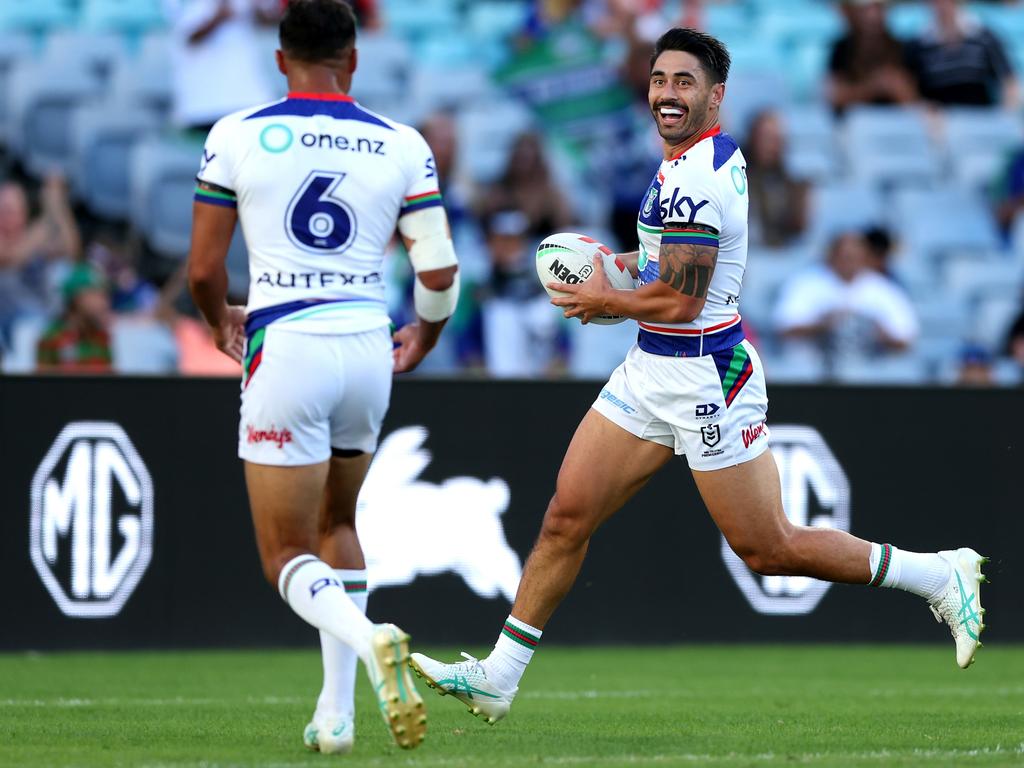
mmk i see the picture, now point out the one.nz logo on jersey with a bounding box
[30,422,154,619]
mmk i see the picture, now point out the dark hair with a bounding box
[650,28,731,84]
[280,0,357,63]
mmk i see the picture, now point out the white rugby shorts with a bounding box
[238,325,393,466]
[592,340,770,471]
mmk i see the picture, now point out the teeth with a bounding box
[660,107,683,115]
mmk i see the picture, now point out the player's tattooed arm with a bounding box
[657,224,719,299]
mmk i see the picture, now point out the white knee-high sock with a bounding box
[868,543,950,601]
[278,555,374,664]
[316,569,368,719]
[483,615,542,692]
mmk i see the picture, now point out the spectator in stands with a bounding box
[476,132,574,241]
[419,111,475,238]
[773,231,918,366]
[744,110,810,248]
[0,176,80,348]
[905,0,1018,109]
[956,343,995,387]
[993,145,1024,236]
[827,0,918,114]
[479,210,566,378]
[167,0,283,132]
[36,264,113,373]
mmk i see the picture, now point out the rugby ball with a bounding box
[535,232,636,325]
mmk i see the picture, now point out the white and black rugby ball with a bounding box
[535,232,636,325]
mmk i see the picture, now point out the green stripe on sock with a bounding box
[502,622,540,647]
[343,581,367,594]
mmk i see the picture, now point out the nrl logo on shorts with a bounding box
[721,425,850,616]
[356,427,521,601]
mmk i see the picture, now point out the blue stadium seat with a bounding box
[721,70,792,139]
[844,107,941,187]
[43,29,129,82]
[973,295,1021,350]
[70,103,160,219]
[807,181,887,246]
[943,107,1024,191]
[456,101,534,184]
[80,0,166,38]
[915,295,971,344]
[833,355,929,385]
[759,2,842,51]
[0,0,75,34]
[130,137,199,257]
[108,38,172,118]
[349,31,410,117]
[787,40,830,102]
[382,0,459,41]
[0,32,35,146]
[890,185,1002,258]
[942,255,1024,304]
[781,105,840,183]
[6,60,102,176]
[888,3,931,38]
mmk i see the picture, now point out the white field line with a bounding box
[134,744,1024,768]
[4,685,1024,709]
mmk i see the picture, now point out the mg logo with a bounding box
[721,425,850,615]
[30,422,154,618]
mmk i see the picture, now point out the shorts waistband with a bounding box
[637,320,745,357]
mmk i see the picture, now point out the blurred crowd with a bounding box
[2,0,1024,385]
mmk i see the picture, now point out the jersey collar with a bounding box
[667,124,721,162]
[287,91,355,102]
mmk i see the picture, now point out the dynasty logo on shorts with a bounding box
[695,403,721,421]
[246,424,294,449]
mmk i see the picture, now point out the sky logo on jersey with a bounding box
[260,123,293,153]
[659,189,709,223]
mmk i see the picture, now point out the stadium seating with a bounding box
[943,107,1024,191]
[0,32,34,147]
[844,107,941,188]
[129,137,199,258]
[70,103,160,219]
[0,0,1021,385]
[5,59,102,176]
[890,186,1002,259]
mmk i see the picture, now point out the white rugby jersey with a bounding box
[195,91,442,337]
[635,125,749,356]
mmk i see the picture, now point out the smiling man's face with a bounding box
[648,49,721,148]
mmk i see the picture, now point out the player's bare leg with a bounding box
[301,453,373,754]
[410,410,672,721]
[693,451,871,583]
[246,461,426,749]
[510,411,673,627]
[693,450,987,667]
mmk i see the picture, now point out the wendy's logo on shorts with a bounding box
[701,424,721,448]
[742,421,766,449]
[246,424,294,449]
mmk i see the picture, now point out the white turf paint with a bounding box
[5,685,1024,709]
[136,745,1024,768]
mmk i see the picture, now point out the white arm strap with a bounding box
[398,206,459,272]
[398,206,460,321]
[413,271,460,322]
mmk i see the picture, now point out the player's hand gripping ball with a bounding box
[535,232,636,325]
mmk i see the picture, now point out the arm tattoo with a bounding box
[658,243,718,298]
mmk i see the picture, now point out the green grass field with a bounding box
[2,646,1023,768]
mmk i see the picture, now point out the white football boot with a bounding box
[928,548,988,669]
[303,714,354,755]
[408,652,515,725]
[365,623,426,749]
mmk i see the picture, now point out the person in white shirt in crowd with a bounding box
[165,0,283,132]
[773,231,918,368]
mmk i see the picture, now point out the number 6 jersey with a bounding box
[195,91,442,336]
